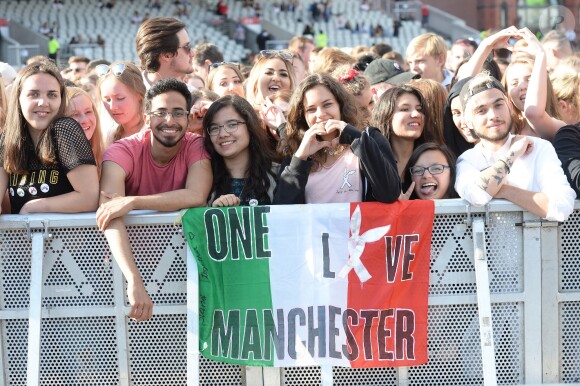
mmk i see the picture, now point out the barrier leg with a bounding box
[472,218,497,386]
[187,247,200,386]
[321,365,333,386]
[27,232,45,386]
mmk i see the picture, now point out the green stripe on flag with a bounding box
[183,206,275,365]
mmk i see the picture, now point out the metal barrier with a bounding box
[1,199,579,385]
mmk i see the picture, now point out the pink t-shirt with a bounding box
[305,147,362,203]
[103,130,209,196]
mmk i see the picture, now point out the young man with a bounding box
[190,43,224,84]
[136,17,195,88]
[97,78,212,321]
[455,73,575,222]
[406,32,452,88]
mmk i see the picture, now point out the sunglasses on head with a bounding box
[259,50,293,62]
[209,61,240,69]
[95,63,126,78]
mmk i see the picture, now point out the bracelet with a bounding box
[499,159,510,174]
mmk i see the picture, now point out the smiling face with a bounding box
[257,58,291,101]
[145,90,189,148]
[208,105,250,161]
[411,149,451,199]
[68,94,96,140]
[211,67,244,97]
[391,92,424,140]
[99,76,142,128]
[505,62,531,112]
[19,73,61,137]
[450,95,478,143]
[465,88,512,146]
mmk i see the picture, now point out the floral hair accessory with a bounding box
[338,68,360,83]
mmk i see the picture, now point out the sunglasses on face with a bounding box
[95,63,126,78]
[179,42,192,52]
[410,164,450,176]
[259,50,293,62]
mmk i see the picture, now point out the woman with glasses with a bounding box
[97,61,147,147]
[207,63,245,98]
[203,95,278,207]
[402,142,457,200]
[0,60,99,214]
[65,87,105,175]
[275,73,400,204]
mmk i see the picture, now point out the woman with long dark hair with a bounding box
[203,95,278,206]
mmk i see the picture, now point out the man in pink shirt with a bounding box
[97,78,212,322]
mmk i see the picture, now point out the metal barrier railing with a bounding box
[1,199,579,385]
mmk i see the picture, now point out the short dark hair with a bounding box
[145,78,192,112]
[136,17,186,72]
[192,43,224,66]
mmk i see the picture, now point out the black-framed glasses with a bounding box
[179,42,192,52]
[95,63,126,78]
[259,50,293,61]
[148,110,188,120]
[207,120,246,136]
[209,61,240,69]
[410,164,450,176]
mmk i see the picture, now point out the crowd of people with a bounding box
[0,13,578,321]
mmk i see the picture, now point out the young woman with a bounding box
[370,85,430,179]
[409,78,447,145]
[97,61,147,147]
[275,73,400,204]
[332,66,374,127]
[206,63,245,98]
[402,142,457,200]
[65,86,104,174]
[550,66,580,125]
[203,95,278,206]
[244,50,296,107]
[443,77,479,157]
[0,60,99,214]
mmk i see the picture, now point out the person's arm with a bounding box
[342,125,400,203]
[98,160,153,321]
[19,164,99,214]
[457,26,519,80]
[519,28,567,140]
[495,185,549,218]
[273,156,313,204]
[97,159,212,229]
[553,125,580,197]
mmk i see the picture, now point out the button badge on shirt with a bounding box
[40,183,50,193]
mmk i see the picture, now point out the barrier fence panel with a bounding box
[0,200,577,385]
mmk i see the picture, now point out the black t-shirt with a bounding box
[1,117,96,214]
[553,122,580,197]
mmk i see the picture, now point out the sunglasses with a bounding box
[209,61,240,69]
[259,50,293,62]
[95,63,126,78]
[179,42,192,52]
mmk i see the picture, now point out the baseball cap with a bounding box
[459,76,507,111]
[0,62,18,86]
[364,58,420,86]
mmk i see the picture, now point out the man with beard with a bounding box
[455,73,575,222]
[136,17,195,89]
[97,78,212,321]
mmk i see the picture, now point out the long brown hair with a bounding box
[2,60,67,174]
[280,72,360,166]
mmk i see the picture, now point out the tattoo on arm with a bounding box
[492,174,504,185]
[479,176,490,190]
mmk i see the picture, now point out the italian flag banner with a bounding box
[182,201,434,368]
